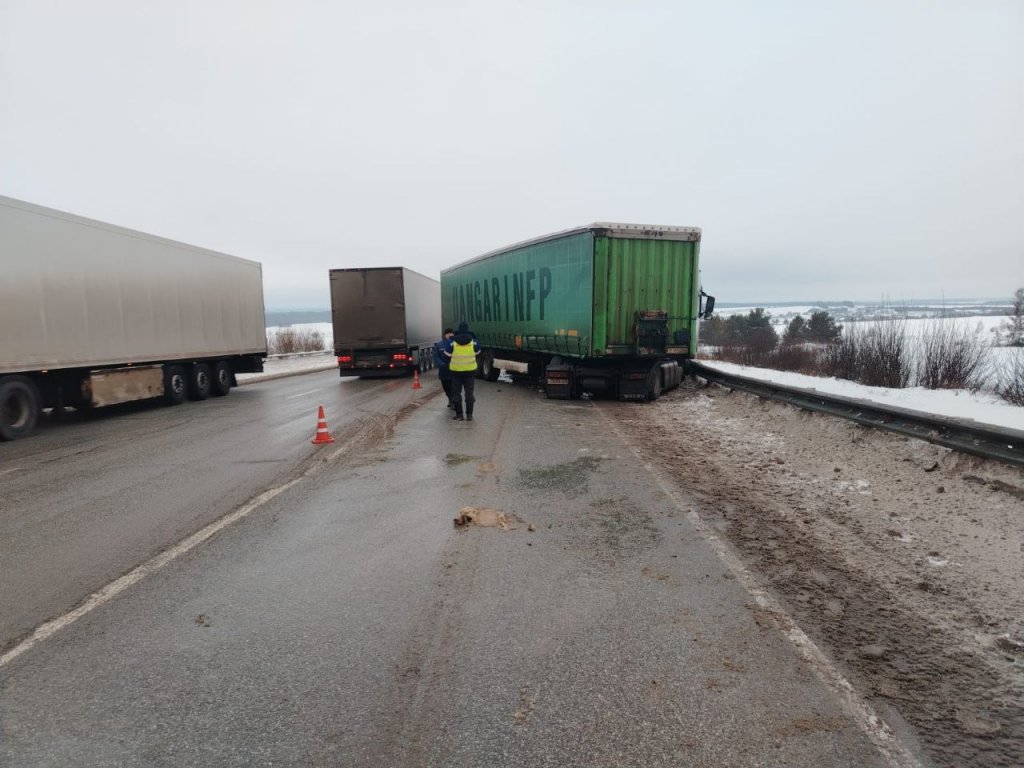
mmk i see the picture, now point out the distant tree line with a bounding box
[701,309,842,366]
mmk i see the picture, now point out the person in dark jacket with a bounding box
[444,321,481,421]
[432,328,455,407]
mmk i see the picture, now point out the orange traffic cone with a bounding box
[412,369,422,389]
[311,405,335,444]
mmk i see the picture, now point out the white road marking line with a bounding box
[286,389,323,399]
[0,467,24,478]
[0,477,301,669]
[597,405,923,768]
[1,389,433,668]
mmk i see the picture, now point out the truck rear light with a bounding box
[338,355,353,363]
[392,353,409,361]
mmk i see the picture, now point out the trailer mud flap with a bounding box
[618,370,649,401]
[545,357,574,400]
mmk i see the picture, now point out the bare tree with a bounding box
[823,318,910,388]
[999,288,1024,347]
[997,347,1024,405]
[916,318,989,391]
[266,327,326,354]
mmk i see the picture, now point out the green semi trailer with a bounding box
[440,222,714,401]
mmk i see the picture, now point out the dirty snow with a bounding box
[612,382,1024,767]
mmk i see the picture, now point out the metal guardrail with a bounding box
[266,350,333,360]
[689,362,1024,468]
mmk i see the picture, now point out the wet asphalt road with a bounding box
[0,369,419,651]
[0,375,904,767]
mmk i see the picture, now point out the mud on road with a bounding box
[608,380,1024,768]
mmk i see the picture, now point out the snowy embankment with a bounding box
[700,359,1024,432]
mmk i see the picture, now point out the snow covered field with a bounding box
[716,301,1015,342]
[708,300,1022,393]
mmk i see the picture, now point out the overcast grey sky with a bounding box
[2,1,1021,308]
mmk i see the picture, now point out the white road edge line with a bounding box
[0,477,301,669]
[598,405,923,768]
[285,389,323,399]
[0,392,434,669]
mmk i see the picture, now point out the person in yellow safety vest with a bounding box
[443,320,481,421]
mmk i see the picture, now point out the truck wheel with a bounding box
[479,351,500,382]
[211,361,232,396]
[188,363,213,400]
[0,376,40,441]
[647,366,662,402]
[164,365,187,405]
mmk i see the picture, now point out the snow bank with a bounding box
[700,360,1024,432]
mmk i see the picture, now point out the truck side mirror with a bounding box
[700,292,715,318]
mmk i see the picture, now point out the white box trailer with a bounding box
[0,195,267,440]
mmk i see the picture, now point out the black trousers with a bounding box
[450,371,476,416]
[440,377,453,402]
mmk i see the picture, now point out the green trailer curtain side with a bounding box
[441,224,702,361]
[441,231,596,357]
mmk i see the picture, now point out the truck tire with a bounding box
[479,350,500,382]
[211,361,232,396]
[647,366,662,402]
[0,376,40,441]
[188,363,213,400]
[164,365,187,405]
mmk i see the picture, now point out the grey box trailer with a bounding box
[0,195,267,440]
[329,267,441,376]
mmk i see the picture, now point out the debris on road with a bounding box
[453,507,514,530]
